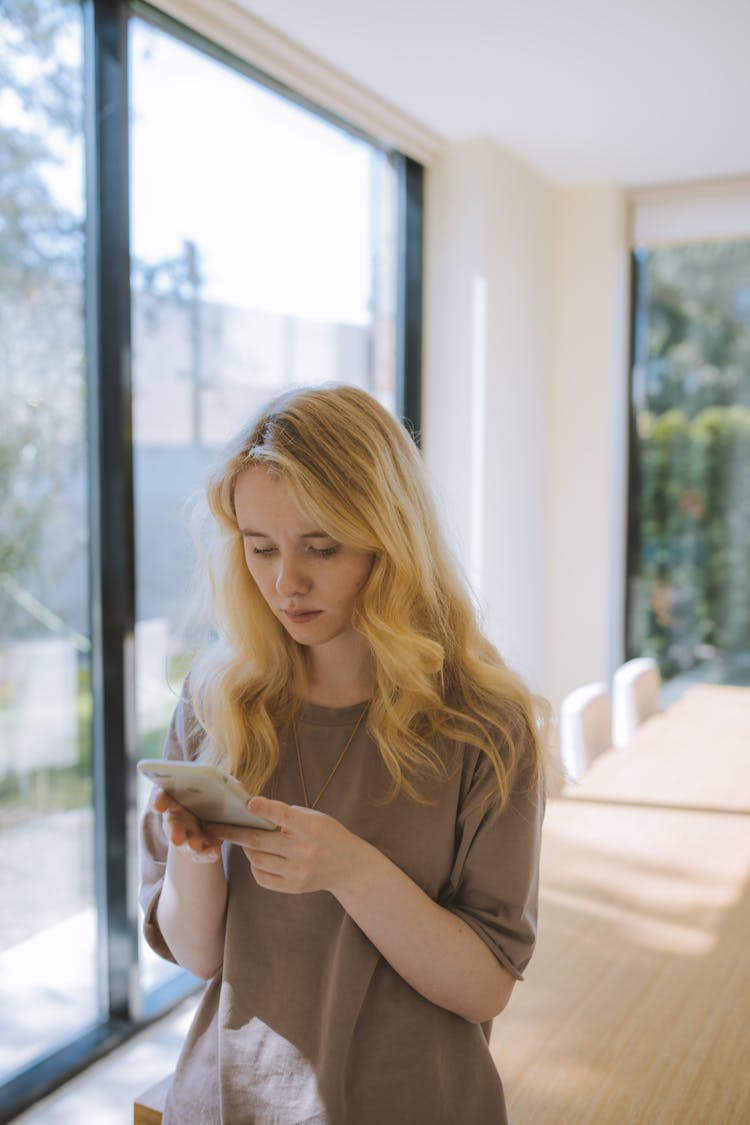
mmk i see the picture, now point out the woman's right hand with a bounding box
[152,787,227,979]
[153,788,222,864]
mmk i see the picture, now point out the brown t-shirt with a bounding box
[140,692,544,1124]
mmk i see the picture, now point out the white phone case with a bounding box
[138,759,276,829]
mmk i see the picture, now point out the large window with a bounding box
[129,12,402,995]
[0,0,99,1086]
[0,1,422,1116]
[627,240,750,691]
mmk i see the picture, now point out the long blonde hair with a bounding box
[187,384,547,806]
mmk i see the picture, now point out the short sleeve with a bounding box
[440,736,545,980]
[138,680,203,962]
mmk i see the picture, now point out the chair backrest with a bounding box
[612,656,661,748]
[559,682,611,783]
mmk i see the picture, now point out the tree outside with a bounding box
[628,242,750,685]
[0,0,86,635]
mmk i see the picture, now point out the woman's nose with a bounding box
[275,558,311,598]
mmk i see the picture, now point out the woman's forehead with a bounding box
[234,465,321,530]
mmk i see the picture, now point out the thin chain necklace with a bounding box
[292,704,369,810]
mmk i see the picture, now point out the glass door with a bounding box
[0,0,99,1081]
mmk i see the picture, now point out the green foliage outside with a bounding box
[0,0,85,613]
[631,404,750,675]
[629,243,750,681]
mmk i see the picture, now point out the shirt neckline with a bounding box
[294,698,371,726]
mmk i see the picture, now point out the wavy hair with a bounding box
[187,383,547,807]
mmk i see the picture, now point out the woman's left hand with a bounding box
[210,797,361,895]
[212,797,514,1022]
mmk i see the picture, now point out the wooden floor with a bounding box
[134,1075,170,1124]
[492,686,750,1124]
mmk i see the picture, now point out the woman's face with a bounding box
[234,466,374,656]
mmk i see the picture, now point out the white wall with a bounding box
[424,140,630,713]
[545,186,630,712]
[423,138,555,693]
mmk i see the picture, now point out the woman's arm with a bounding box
[332,835,515,1022]
[153,790,228,980]
[214,797,515,1023]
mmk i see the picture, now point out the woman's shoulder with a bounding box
[443,687,537,753]
[439,690,543,807]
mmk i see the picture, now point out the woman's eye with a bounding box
[245,539,337,557]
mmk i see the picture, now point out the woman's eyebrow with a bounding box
[238,527,331,538]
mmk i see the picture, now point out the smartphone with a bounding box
[138,759,276,830]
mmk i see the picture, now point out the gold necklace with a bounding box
[292,704,368,810]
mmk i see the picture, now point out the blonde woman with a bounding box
[140,384,547,1125]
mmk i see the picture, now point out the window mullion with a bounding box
[84,0,139,1022]
[395,154,424,440]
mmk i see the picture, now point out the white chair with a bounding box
[612,656,661,748]
[559,682,612,783]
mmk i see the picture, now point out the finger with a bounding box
[246,849,287,877]
[161,810,187,846]
[157,794,204,833]
[250,867,293,894]
[161,803,219,851]
[153,790,192,818]
[154,792,187,829]
[211,824,288,858]
[246,796,293,830]
[152,788,172,813]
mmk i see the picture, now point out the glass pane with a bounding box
[0,0,96,1080]
[628,242,750,695]
[129,17,398,997]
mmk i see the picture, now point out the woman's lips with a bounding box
[283,609,323,624]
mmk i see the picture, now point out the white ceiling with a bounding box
[238,0,750,188]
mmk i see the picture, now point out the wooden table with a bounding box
[563,684,750,812]
[491,684,750,1124]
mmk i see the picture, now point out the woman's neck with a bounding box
[302,637,374,708]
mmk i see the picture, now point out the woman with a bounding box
[140,383,547,1124]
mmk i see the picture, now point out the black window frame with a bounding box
[0,1,422,1119]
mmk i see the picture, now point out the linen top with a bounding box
[140,690,545,1125]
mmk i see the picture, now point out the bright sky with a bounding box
[128,19,377,325]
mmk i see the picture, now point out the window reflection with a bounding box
[0,0,96,1080]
